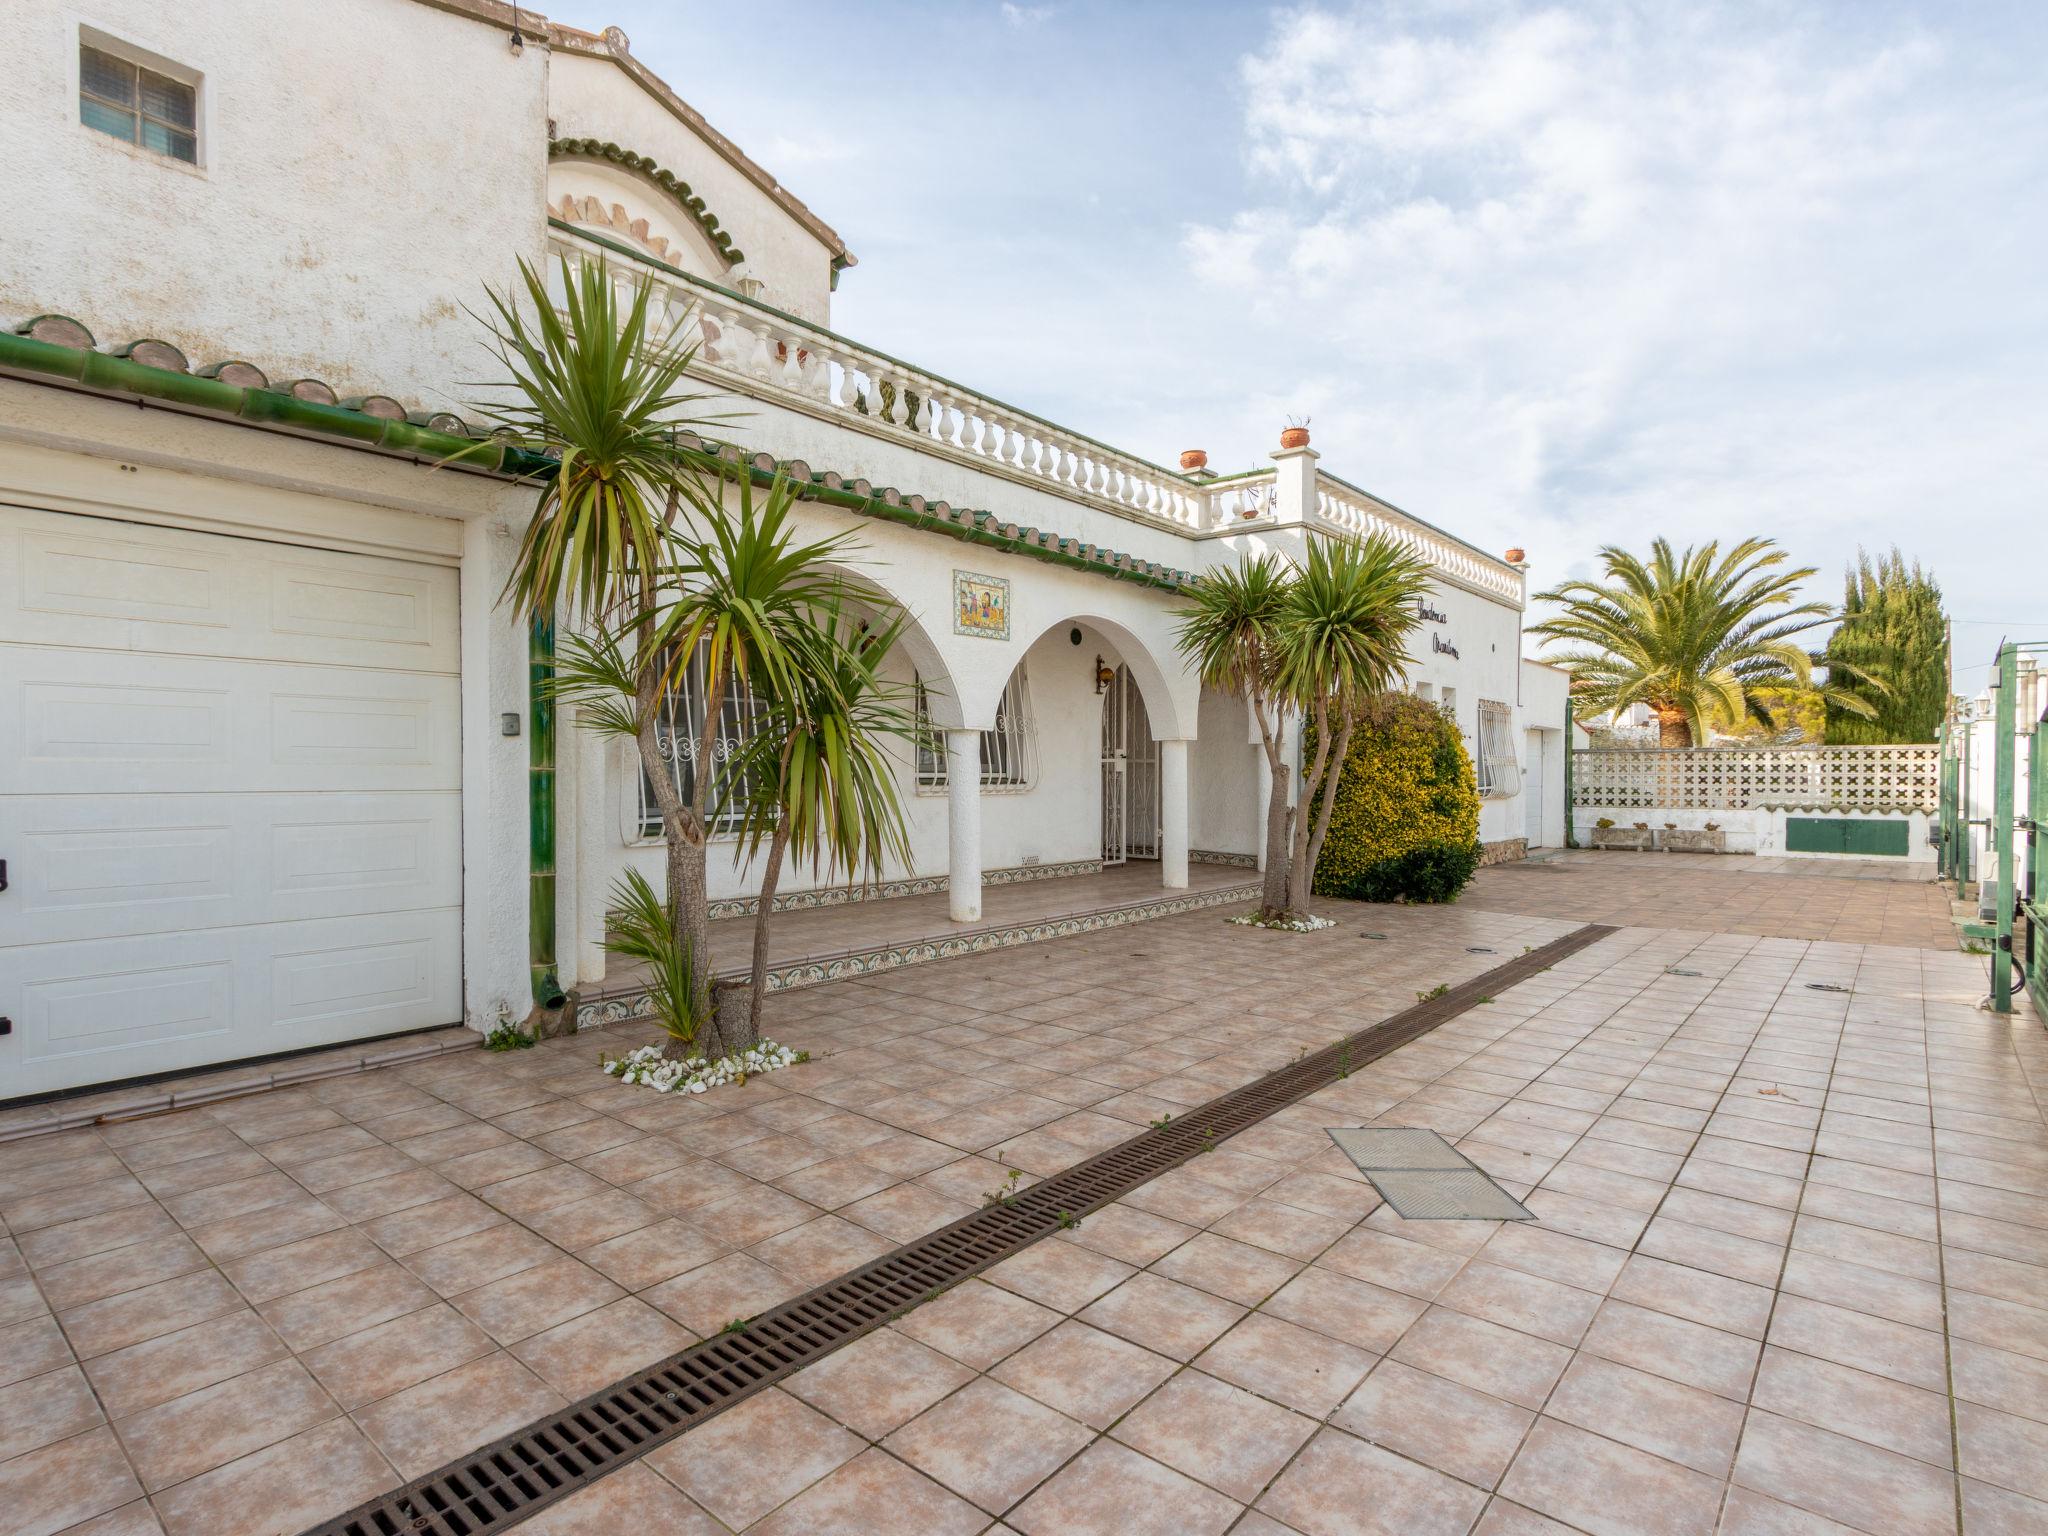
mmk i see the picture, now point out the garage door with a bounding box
[0,505,463,1099]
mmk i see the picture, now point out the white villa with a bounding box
[0,0,1567,1100]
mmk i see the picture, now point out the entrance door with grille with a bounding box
[1101,665,1160,865]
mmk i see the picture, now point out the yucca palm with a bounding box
[1176,536,1429,920]
[1174,555,1294,917]
[477,254,862,1049]
[723,599,918,1042]
[1277,536,1432,912]
[645,476,856,1038]
[1529,538,1872,746]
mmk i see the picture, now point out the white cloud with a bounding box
[1185,1,2048,622]
[1000,3,1055,29]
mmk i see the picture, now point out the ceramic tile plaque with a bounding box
[953,570,1009,639]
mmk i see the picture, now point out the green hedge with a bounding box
[1308,692,1482,904]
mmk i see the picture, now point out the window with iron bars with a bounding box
[636,651,771,839]
[914,666,1038,792]
[1475,698,1521,798]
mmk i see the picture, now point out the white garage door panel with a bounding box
[8,909,464,1086]
[2,648,461,796]
[0,792,461,945]
[0,505,464,1099]
[1,504,458,669]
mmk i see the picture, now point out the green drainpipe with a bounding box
[1564,696,1577,848]
[529,613,566,1013]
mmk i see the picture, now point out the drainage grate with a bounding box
[1804,982,1851,993]
[1327,1125,1535,1220]
[303,922,1613,1536]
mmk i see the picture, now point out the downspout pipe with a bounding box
[529,613,568,1017]
[1564,696,1577,848]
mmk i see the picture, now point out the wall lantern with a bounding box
[1094,655,1116,694]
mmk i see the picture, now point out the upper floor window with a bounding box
[914,668,1037,792]
[1476,699,1521,798]
[80,39,197,164]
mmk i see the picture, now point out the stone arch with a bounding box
[815,561,966,730]
[546,139,743,268]
[991,613,1194,742]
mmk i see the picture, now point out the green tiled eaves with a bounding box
[549,138,743,267]
[0,327,552,477]
[0,324,1192,592]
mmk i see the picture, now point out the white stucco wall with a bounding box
[1,0,545,404]
[1191,689,1261,858]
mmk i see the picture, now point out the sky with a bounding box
[602,0,2048,686]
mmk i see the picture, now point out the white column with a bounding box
[945,728,982,921]
[1160,739,1190,889]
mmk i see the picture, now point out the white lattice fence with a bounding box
[1572,745,1939,814]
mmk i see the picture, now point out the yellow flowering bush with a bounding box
[1308,692,1482,903]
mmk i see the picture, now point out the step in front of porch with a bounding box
[576,863,1261,1028]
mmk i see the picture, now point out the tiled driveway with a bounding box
[3,858,2042,1536]
[1462,849,1958,949]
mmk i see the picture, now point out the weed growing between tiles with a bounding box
[601,1040,807,1094]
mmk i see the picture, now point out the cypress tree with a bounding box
[1822,549,1947,743]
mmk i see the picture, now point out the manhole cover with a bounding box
[1327,1127,1535,1221]
[1466,946,1498,954]
[1359,932,1387,940]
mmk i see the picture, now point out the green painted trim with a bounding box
[1564,696,1577,847]
[529,613,566,1012]
[0,325,1191,589]
[0,329,555,479]
[548,137,744,267]
[674,433,1190,592]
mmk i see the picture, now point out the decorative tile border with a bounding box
[703,860,1101,920]
[1190,849,1259,869]
[577,880,1260,1027]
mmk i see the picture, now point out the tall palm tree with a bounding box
[1176,536,1429,921]
[472,254,714,1036]
[1276,536,1432,912]
[1174,555,1293,919]
[478,254,865,1051]
[723,599,918,1042]
[1530,538,1873,747]
[646,475,855,1039]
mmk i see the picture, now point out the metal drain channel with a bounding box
[306,922,1615,1536]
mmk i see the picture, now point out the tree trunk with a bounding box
[1301,710,1356,911]
[1287,697,1333,915]
[1655,709,1693,748]
[1254,699,1291,920]
[742,816,791,1046]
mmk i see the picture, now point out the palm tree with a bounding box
[1174,555,1293,919]
[1530,538,1873,747]
[473,254,715,1037]
[478,255,866,1053]
[1176,536,1429,921]
[723,599,918,1042]
[646,474,856,1042]
[1276,536,1432,913]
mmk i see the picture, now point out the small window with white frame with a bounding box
[914,666,1038,792]
[1476,699,1521,798]
[79,35,199,164]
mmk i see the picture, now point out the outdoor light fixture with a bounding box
[1094,656,1115,694]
